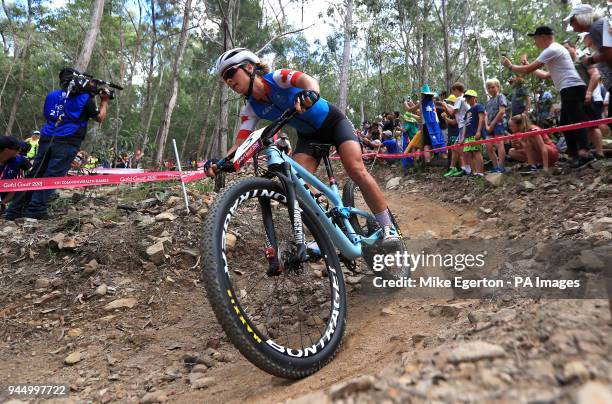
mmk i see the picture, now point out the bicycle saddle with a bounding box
[309,143,333,158]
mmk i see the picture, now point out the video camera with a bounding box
[61,68,124,100]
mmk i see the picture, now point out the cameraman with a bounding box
[3,67,109,220]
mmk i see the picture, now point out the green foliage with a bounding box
[0,0,583,159]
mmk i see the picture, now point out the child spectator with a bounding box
[484,78,508,172]
[442,94,463,176]
[460,90,485,176]
[443,82,470,175]
[508,113,559,172]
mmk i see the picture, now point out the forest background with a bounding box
[0,0,604,164]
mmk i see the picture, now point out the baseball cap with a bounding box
[527,26,554,37]
[563,4,593,22]
[445,94,457,103]
[464,90,478,98]
[0,135,22,151]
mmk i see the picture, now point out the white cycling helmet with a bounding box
[215,48,260,78]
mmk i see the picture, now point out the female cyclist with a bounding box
[207,48,400,245]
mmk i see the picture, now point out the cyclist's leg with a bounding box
[292,136,321,173]
[337,140,385,213]
[322,119,399,240]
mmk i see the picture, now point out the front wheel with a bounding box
[342,179,412,281]
[201,177,347,379]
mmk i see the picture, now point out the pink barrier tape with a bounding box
[0,170,208,193]
[332,117,612,160]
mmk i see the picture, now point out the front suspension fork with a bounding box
[259,196,282,276]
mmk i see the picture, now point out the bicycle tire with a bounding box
[201,177,347,379]
[342,179,411,281]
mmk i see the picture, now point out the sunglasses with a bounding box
[222,65,244,81]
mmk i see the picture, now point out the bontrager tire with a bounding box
[201,177,347,379]
[342,179,411,281]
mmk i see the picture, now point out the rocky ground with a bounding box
[0,158,610,403]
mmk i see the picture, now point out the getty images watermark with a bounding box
[371,250,492,289]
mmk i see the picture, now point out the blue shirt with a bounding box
[464,104,486,137]
[0,155,30,180]
[41,90,95,138]
[382,138,399,154]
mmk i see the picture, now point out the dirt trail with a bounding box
[0,188,478,404]
[180,192,473,403]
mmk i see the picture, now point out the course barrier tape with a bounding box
[0,170,207,193]
[2,117,610,193]
[333,117,612,160]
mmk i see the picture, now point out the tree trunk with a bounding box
[180,93,202,159]
[205,120,220,159]
[75,0,105,71]
[139,0,157,127]
[5,0,33,134]
[476,30,487,96]
[143,61,164,153]
[217,81,230,156]
[196,84,219,159]
[338,0,353,113]
[152,0,192,166]
[441,0,451,91]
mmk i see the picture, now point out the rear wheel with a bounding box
[342,179,412,281]
[202,177,347,379]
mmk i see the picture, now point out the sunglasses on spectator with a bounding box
[222,65,245,81]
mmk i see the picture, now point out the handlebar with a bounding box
[216,107,298,173]
[260,107,297,144]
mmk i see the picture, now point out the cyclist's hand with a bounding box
[294,90,319,113]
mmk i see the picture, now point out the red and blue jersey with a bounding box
[237,69,330,140]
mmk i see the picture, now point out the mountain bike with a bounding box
[201,107,411,379]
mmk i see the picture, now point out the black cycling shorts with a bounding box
[294,104,359,159]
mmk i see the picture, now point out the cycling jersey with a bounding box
[238,69,332,140]
[237,69,357,158]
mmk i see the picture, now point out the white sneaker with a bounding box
[382,225,401,246]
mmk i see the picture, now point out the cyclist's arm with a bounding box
[228,102,259,154]
[293,73,320,94]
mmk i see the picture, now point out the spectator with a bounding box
[130,149,144,168]
[502,25,593,168]
[400,112,419,168]
[0,136,31,212]
[567,4,612,153]
[361,121,371,138]
[435,95,448,145]
[564,39,605,159]
[83,154,99,170]
[3,67,109,220]
[382,112,396,133]
[484,78,508,173]
[460,90,485,176]
[442,94,463,177]
[24,130,40,163]
[275,133,292,155]
[71,150,87,171]
[508,113,559,172]
[381,130,400,155]
[443,82,469,174]
[419,84,446,163]
[509,76,530,116]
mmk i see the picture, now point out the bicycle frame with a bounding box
[264,146,382,261]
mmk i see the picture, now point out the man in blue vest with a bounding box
[3,68,109,220]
